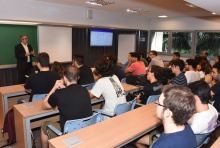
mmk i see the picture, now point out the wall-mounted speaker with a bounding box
[86,9,93,19]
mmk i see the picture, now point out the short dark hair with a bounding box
[20,35,27,41]
[94,58,114,77]
[186,59,197,69]
[64,65,80,82]
[51,61,64,79]
[213,62,220,73]
[130,52,141,61]
[150,50,157,56]
[73,54,84,65]
[151,65,165,81]
[36,52,50,67]
[172,59,185,71]
[188,80,211,104]
[102,54,117,65]
[173,52,180,58]
[162,85,195,126]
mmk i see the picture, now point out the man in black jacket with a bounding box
[15,35,35,84]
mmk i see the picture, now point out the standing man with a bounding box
[15,35,35,84]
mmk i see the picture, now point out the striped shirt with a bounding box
[172,72,187,86]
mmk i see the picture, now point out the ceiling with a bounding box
[35,0,219,18]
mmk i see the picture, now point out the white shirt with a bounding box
[188,104,218,134]
[91,75,126,120]
[21,42,30,62]
[185,71,200,84]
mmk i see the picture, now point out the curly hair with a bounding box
[51,61,64,79]
[94,58,115,77]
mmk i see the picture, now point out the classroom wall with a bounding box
[0,0,149,30]
[149,16,220,30]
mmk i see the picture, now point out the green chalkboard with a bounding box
[0,24,38,64]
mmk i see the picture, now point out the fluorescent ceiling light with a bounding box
[158,15,168,18]
[0,20,39,25]
[212,12,216,15]
[86,1,102,6]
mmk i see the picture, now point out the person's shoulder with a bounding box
[15,43,22,48]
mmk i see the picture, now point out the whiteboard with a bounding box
[38,26,72,63]
[118,34,136,64]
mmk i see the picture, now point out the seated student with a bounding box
[51,61,64,79]
[185,59,200,84]
[125,52,146,75]
[41,65,92,148]
[72,54,94,85]
[137,65,163,104]
[170,59,187,86]
[148,50,164,68]
[165,52,180,68]
[187,80,218,134]
[102,54,126,81]
[136,85,196,148]
[24,52,60,102]
[89,58,126,120]
[121,52,132,71]
[196,60,212,79]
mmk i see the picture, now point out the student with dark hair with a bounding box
[51,61,64,79]
[137,65,163,104]
[187,80,218,134]
[171,59,187,86]
[167,52,181,67]
[148,50,164,68]
[72,54,94,85]
[205,62,220,116]
[41,65,92,148]
[139,51,148,67]
[24,52,60,102]
[125,52,146,75]
[136,85,196,148]
[185,59,200,84]
[102,54,126,81]
[90,58,126,120]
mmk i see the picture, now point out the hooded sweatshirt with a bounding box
[148,56,164,68]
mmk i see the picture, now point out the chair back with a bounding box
[121,78,126,83]
[63,112,101,134]
[195,133,210,147]
[146,95,160,104]
[114,99,136,116]
[32,94,47,102]
[82,83,94,90]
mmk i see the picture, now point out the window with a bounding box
[172,32,192,55]
[196,32,220,57]
[150,31,169,53]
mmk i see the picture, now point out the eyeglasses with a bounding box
[22,38,28,40]
[154,100,165,108]
[147,69,152,73]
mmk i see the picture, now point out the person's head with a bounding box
[212,62,220,81]
[63,65,80,84]
[20,35,28,45]
[149,50,157,60]
[94,58,114,77]
[130,52,141,62]
[156,85,195,126]
[215,55,220,64]
[72,54,84,67]
[51,61,64,79]
[201,51,208,58]
[102,54,117,65]
[188,80,211,104]
[185,59,197,70]
[172,52,180,60]
[36,52,50,68]
[171,59,185,74]
[196,61,212,75]
[147,65,164,82]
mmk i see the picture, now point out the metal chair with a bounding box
[97,98,136,117]
[47,112,101,138]
[32,94,47,101]
[146,95,160,104]
[195,132,211,148]
[82,83,94,90]
[121,78,126,83]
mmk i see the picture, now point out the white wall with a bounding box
[0,0,149,30]
[150,16,220,30]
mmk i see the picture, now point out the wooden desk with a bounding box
[49,103,161,148]
[211,137,220,148]
[0,84,26,126]
[122,83,143,94]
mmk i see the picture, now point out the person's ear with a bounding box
[163,109,172,118]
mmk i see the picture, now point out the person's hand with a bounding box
[54,80,65,89]
[30,50,35,56]
[25,52,31,56]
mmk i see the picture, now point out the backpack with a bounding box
[2,108,16,146]
[126,75,149,86]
